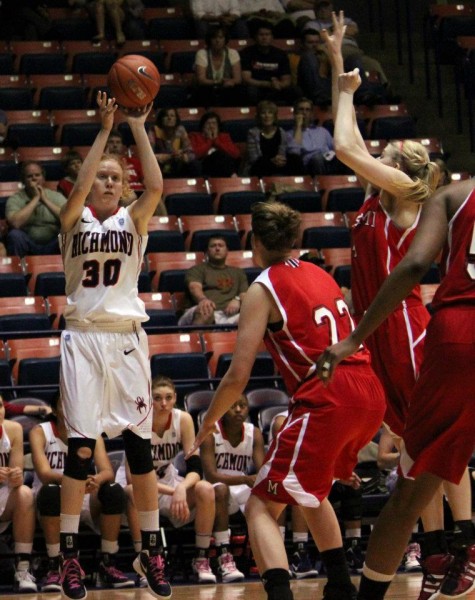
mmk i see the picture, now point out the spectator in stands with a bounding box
[5,161,67,257]
[0,110,19,151]
[6,1,53,40]
[295,28,331,105]
[240,21,298,106]
[189,111,242,178]
[57,150,83,199]
[302,1,390,91]
[120,375,217,584]
[286,97,347,175]
[106,129,143,205]
[191,0,249,40]
[246,100,302,176]
[297,26,387,107]
[0,110,8,147]
[240,0,296,39]
[178,235,249,326]
[193,25,243,108]
[123,0,147,40]
[148,108,201,179]
[279,0,315,30]
[0,395,37,592]
[90,0,126,46]
[200,393,265,582]
[29,394,134,593]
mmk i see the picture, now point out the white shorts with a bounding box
[0,485,11,533]
[214,482,251,515]
[178,307,240,326]
[158,465,196,528]
[60,327,153,440]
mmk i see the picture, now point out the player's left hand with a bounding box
[317,337,359,384]
[170,485,190,523]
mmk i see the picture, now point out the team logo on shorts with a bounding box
[267,480,279,495]
[119,218,125,226]
[135,396,147,413]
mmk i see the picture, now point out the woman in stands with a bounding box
[200,393,264,583]
[193,25,243,107]
[189,111,242,178]
[148,107,201,179]
[323,13,472,600]
[120,375,217,584]
[0,394,37,593]
[29,394,133,593]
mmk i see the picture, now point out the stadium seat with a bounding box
[183,389,214,430]
[207,176,265,215]
[146,251,204,292]
[258,405,288,444]
[296,212,346,248]
[179,214,238,251]
[302,226,351,249]
[315,175,364,212]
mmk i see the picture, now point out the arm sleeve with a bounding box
[189,132,213,159]
[286,128,301,155]
[214,133,241,160]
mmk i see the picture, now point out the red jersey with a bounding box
[432,187,475,310]
[351,193,424,318]
[254,259,370,398]
[124,156,144,191]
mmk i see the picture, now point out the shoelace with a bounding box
[17,570,36,582]
[61,560,84,590]
[104,565,127,579]
[221,553,235,569]
[148,554,167,584]
[195,559,210,572]
[445,551,469,582]
[46,570,60,582]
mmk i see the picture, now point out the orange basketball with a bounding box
[107,55,160,109]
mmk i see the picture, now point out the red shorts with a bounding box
[401,307,475,484]
[252,365,385,507]
[364,304,429,436]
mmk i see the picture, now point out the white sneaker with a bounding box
[217,552,245,583]
[404,542,422,572]
[191,557,217,584]
[15,561,38,593]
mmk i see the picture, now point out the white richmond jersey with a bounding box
[32,421,67,493]
[61,206,148,325]
[0,425,11,469]
[151,408,182,478]
[214,421,254,476]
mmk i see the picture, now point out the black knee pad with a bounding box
[36,484,61,516]
[122,429,153,475]
[97,481,126,515]
[63,438,96,481]
[340,486,363,522]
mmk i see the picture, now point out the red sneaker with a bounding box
[417,553,453,600]
[439,544,475,598]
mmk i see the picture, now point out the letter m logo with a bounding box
[267,480,278,495]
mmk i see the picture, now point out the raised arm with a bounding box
[323,12,371,190]
[60,92,117,233]
[334,69,413,196]
[127,104,164,234]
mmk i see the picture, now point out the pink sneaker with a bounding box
[191,557,216,584]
